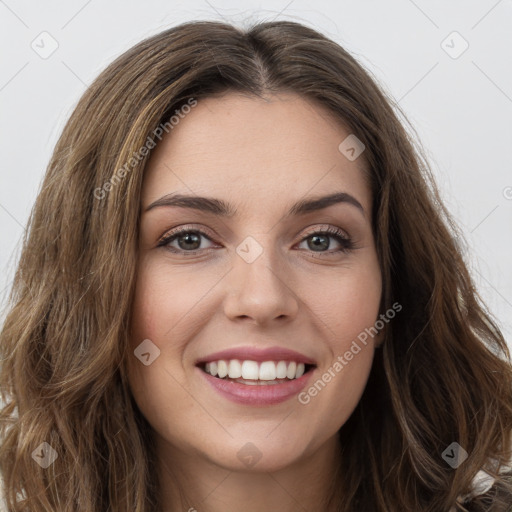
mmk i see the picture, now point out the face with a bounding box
[127,91,382,474]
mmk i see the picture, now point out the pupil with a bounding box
[179,232,200,250]
[309,234,328,251]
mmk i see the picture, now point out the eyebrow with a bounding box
[145,191,365,218]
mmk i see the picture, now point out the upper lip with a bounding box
[195,346,317,366]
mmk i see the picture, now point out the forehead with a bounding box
[141,92,371,215]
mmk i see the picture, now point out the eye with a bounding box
[157,227,216,255]
[296,226,354,255]
[157,224,355,257]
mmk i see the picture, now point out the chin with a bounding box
[201,430,311,473]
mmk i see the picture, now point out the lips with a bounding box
[195,346,317,405]
[195,346,316,366]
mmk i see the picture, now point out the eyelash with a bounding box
[156,224,355,257]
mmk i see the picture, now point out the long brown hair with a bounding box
[1,19,511,512]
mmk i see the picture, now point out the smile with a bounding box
[195,347,317,405]
[201,359,314,383]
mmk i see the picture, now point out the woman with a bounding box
[1,19,511,512]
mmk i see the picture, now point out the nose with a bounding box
[222,241,300,326]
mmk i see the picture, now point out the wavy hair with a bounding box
[1,19,511,512]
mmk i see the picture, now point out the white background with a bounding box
[0,0,511,348]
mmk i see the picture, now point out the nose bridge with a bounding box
[223,233,299,323]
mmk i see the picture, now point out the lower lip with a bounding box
[197,366,315,405]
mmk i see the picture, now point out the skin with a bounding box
[126,91,383,512]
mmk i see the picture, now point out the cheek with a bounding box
[334,283,381,343]
[129,257,219,349]
[127,257,226,418]
[297,291,378,438]
[295,257,381,423]
[126,261,206,441]
[307,259,382,346]
[310,346,375,434]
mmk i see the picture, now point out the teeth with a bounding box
[228,359,242,378]
[217,360,228,378]
[286,361,296,379]
[241,360,259,380]
[203,359,310,381]
[259,361,276,380]
[276,361,288,379]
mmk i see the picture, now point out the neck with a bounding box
[156,434,342,512]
